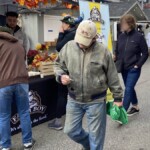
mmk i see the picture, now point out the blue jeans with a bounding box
[64,98,106,150]
[0,84,32,148]
[122,68,141,111]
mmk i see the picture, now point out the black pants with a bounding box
[56,84,68,118]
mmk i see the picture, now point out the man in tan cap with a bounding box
[54,20,123,150]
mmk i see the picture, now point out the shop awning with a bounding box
[125,2,148,21]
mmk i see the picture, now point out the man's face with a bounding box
[6,16,18,29]
[78,38,96,49]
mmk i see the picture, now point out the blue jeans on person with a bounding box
[122,68,141,111]
[0,84,32,148]
[64,97,106,150]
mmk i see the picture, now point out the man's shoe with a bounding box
[127,107,139,117]
[24,139,36,150]
[48,120,63,131]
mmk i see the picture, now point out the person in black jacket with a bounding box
[56,16,77,52]
[48,16,78,130]
[114,14,148,116]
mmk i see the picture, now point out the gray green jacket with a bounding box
[6,25,30,55]
[54,41,123,103]
[13,27,30,55]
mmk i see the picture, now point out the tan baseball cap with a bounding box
[75,20,97,47]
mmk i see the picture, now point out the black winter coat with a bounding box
[56,27,76,52]
[115,29,148,70]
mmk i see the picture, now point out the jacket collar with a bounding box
[76,41,97,52]
[64,27,76,34]
[6,24,21,34]
[125,29,136,35]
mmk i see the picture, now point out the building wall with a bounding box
[0,5,18,15]
[0,15,6,26]
[38,15,44,44]
[21,14,40,49]
[21,9,79,49]
[0,6,5,15]
[0,4,79,49]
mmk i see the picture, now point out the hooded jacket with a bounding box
[0,32,28,88]
[54,41,123,103]
[7,25,30,55]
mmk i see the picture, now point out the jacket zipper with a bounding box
[81,50,86,101]
[123,35,129,62]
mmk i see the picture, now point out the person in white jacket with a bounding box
[6,11,30,62]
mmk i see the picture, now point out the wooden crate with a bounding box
[39,62,54,76]
[45,40,57,47]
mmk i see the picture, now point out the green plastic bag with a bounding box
[118,107,128,124]
[106,102,128,125]
[110,105,120,120]
[106,101,113,115]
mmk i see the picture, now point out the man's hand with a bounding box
[114,102,123,107]
[61,75,71,85]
